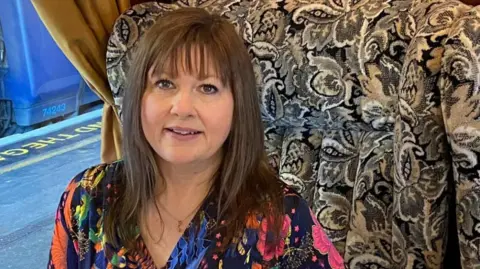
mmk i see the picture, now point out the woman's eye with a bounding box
[155,79,174,89]
[201,84,219,94]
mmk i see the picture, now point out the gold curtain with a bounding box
[31,0,130,162]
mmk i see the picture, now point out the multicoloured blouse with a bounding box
[48,162,344,269]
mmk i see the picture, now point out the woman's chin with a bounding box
[158,154,199,166]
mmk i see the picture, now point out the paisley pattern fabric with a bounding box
[394,2,472,268]
[438,7,480,269]
[106,0,480,268]
[47,162,343,269]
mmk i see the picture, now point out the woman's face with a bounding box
[141,51,234,168]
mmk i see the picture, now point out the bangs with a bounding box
[150,35,232,88]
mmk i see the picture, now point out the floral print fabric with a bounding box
[47,162,344,269]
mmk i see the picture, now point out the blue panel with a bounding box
[0,0,99,126]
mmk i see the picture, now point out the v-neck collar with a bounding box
[125,194,220,269]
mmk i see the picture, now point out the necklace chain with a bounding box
[156,199,204,233]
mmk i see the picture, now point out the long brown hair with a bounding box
[105,7,284,252]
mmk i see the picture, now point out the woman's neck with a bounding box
[156,158,220,208]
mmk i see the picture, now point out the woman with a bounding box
[48,7,343,269]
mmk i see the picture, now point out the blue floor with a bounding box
[0,110,103,268]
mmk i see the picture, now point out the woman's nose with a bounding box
[170,89,195,117]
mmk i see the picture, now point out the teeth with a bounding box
[170,129,198,135]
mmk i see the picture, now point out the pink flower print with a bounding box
[328,248,345,269]
[310,209,344,269]
[312,223,332,254]
[73,241,79,253]
[257,214,291,261]
[281,215,291,238]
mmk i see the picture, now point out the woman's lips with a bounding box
[164,127,202,141]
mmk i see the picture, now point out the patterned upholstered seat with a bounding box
[106,1,480,268]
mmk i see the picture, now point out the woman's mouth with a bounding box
[165,127,202,140]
